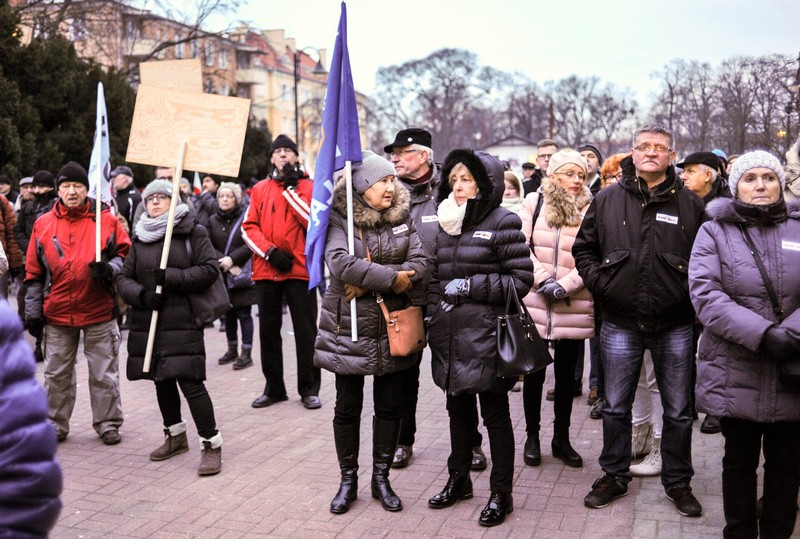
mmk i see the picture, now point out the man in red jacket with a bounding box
[241,134,322,410]
[24,162,131,444]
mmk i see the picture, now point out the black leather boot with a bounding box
[218,342,238,365]
[523,435,541,466]
[371,416,403,512]
[428,471,473,509]
[330,422,360,514]
[478,491,513,527]
[552,435,583,468]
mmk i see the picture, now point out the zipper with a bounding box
[545,227,562,340]
[52,236,65,258]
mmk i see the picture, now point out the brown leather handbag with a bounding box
[376,294,426,357]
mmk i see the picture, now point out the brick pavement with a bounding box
[22,310,797,538]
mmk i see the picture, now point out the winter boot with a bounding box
[198,432,223,476]
[149,422,189,461]
[218,342,238,365]
[371,416,403,512]
[232,345,253,370]
[330,422,360,514]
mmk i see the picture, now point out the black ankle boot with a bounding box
[478,491,513,527]
[523,435,541,466]
[218,342,238,365]
[370,416,402,512]
[428,471,473,509]
[552,436,583,467]
[330,422,359,514]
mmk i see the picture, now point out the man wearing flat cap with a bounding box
[111,165,141,231]
[25,161,131,444]
[242,134,322,411]
[578,144,604,196]
[678,152,731,206]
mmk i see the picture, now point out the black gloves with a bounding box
[538,281,567,303]
[89,261,113,281]
[761,327,800,362]
[140,290,165,312]
[268,248,294,272]
[26,318,44,339]
[281,163,299,190]
[153,268,166,287]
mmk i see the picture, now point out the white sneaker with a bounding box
[630,444,661,477]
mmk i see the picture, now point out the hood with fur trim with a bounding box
[437,149,505,230]
[332,175,411,229]
[540,177,593,228]
[704,197,800,225]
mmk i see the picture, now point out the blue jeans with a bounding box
[599,320,695,488]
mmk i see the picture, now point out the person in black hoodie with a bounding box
[426,149,533,527]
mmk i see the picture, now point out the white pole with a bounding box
[95,180,102,262]
[344,160,358,341]
[143,141,188,372]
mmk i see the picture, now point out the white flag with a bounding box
[88,82,112,203]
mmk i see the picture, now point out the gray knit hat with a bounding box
[728,150,785,197]
[547,149,588,177]
[142,179,174,200]
[352,150,396,194]
[217,181,242,205]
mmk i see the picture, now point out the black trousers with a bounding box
[155,379,217,439]
[523,338,584,437]
[333,371,404,425]
[720,417,800,539]
[446,391,514,494]
[255,280,320,399]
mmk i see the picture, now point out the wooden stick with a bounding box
[95,182,102,262]
[143,141,188,373]
[344,160,358,341]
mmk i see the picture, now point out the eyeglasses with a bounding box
[632,144,672,154]
[602,172,623,181]
[537,153,554,160]
[145,193,170,204]
[553,170,586,182]
[389,149,419,157]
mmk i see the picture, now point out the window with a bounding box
[220,83,229,96]
[124,19,140,40]
[68,16,87,41]
[204,43,215,67]
[219,47,228,69]
[204,78,215,93]
[191,41,199,59]
[174,33,184,58]
[282,84,290,100]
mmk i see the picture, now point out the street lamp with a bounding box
[294,47,327,152]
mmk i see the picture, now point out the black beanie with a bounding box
[270,134,298,155]
[32,170,55,189]
[56,161,89,189]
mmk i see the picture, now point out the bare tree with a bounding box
[545,75,600,147]
[588,84,637,154]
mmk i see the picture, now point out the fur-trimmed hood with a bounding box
[704,197,800,224]
[540,177,592,228]
[332,175,411,228]
[437,149,505,229]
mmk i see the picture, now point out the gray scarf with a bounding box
[135,204,189,243]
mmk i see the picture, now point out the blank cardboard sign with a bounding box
[139,59,203,93]
[126,84,251,177]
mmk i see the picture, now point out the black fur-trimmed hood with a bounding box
[332,175,411,228]
[705,197,800,224]
[437,149,505,229]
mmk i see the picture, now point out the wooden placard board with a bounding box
[139,58,203,94]
[125,84,251,178]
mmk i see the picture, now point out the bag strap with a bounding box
[528,192,544,252]
[739,223,783,322]
[361,226,392,325]
[224,211,246,256]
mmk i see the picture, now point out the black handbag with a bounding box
[223,211,254,289]
[496,283,553,378]
[183,236,232,328]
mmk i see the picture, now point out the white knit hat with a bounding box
[728,150,785,197]
[547,149,588,177]
[352,150,396,194]
[217,182,242,205]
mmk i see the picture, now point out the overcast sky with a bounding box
[216,0,799,107]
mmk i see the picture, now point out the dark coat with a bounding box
[399,163,440,304]
[117,213,219,382]
[572,156,704,332]
[207,205,256,308]
[14,192,57,257]
[314,177,428,376]
[427,150,534,396]
[689,198,800,422]
[0,301,62,538]
[114,184,142,229]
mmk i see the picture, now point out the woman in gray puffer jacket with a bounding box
[689,150,800,539]
[314,151,427,515]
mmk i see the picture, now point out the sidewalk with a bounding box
[28,313,784,538]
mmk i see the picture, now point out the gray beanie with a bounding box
[547,149,588,177]
[142,179,174,200]
[728,150,785,197]
[217,182,242,205]
[352,150,395,194]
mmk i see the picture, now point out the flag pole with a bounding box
[143,141,188,373]
[96,176,102,262]
[344,159,357,341]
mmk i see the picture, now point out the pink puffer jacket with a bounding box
[519,178,594,341]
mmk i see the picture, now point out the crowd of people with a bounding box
[1,123,800,537]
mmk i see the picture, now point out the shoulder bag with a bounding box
[184,235,232,328]
[223,210,254,289]
[496,282,553,377]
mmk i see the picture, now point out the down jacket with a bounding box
[689,198,800,422]
[117,213,219,382]
[0,300,62,537]
[520,179,594,341]
[573,156,704,332]
[427,150,534,396]
[207,204,256,309]
[314,176,428,376]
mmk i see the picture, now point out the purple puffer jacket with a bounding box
[689,198,800,422]
[0,300,63,537]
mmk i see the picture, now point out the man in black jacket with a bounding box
[573,124,705,517]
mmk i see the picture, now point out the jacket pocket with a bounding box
[597,248,630,302]
[659,251,689,275]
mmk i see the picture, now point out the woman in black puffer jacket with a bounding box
[117,179,224,477]
[206,182,256,370]
[314,151,428,515]
[426,150,533,528]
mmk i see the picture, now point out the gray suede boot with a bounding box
[149,422,189,461]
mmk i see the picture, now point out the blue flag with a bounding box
[305,1,362,289]
[88,82,112,203]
